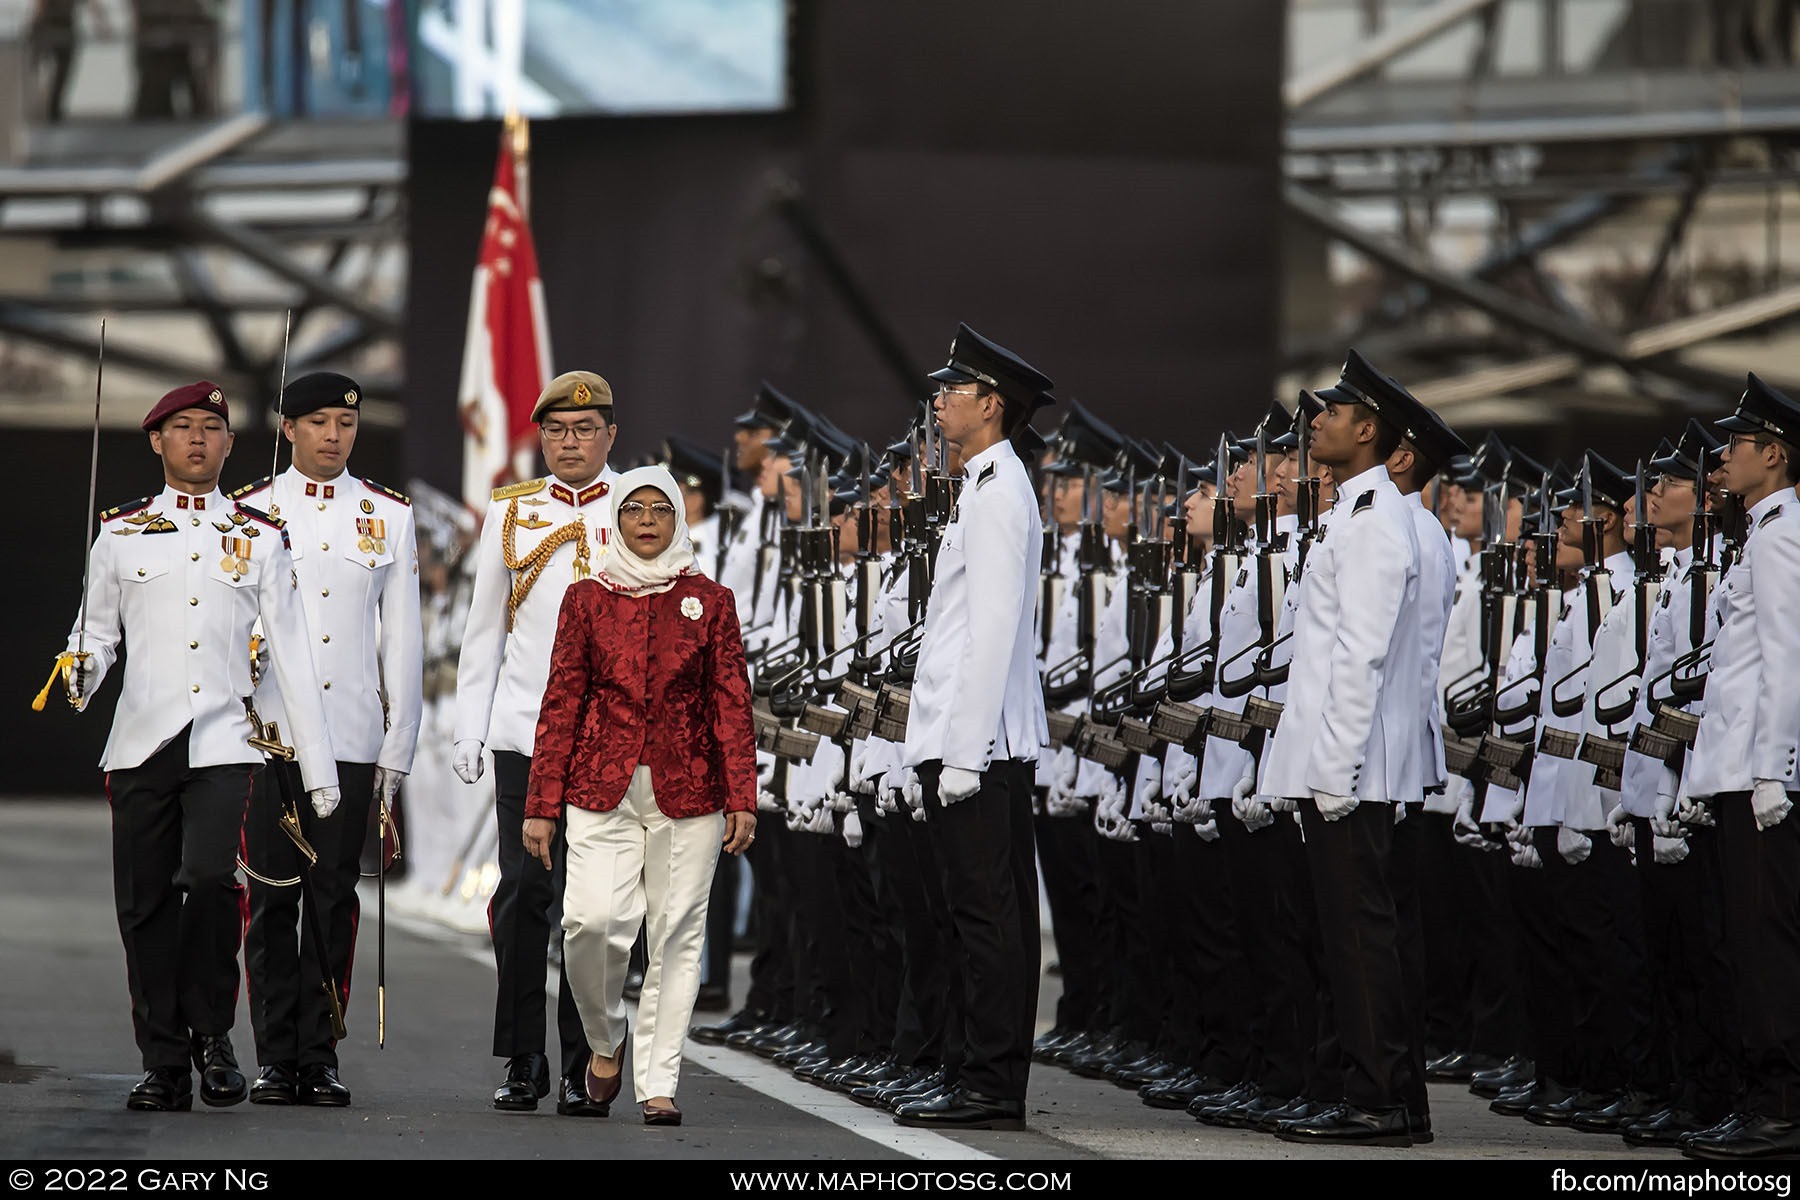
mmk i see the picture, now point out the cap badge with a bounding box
[345,390,359,406]
[208,389,223,404]
[573,381,591,405]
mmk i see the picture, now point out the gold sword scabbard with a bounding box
[244,703,317,866]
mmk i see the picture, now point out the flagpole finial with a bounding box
[504,108,529,162]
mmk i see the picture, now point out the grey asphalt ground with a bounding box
[0,797,1677,1163]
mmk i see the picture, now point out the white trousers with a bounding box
[562,765,723,1100]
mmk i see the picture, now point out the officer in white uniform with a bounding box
[1261,350,1424,1147]
[896,324,1051,1131]
[56,380,337,1113]
[229,372,422,1108]
[1679,376,1800,1161]
[454,370,619,1115]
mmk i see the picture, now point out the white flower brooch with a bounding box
[681,596,703,621]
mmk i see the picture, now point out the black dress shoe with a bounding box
[1109,1052,1178,1089]
[1491,1079,1569,1117]
[556,1075,609,1117]
[773,1038,829,1068]
[852,1065,933,1108]
[1571,1090,1661,1133]
[748,1021,813,1058]
[1425,1050,1507,1083]
[893,1084,967,1119]
[1243,1094,1311,1133]
[1683,1114,1800,1160]
[1408,1110,1434,1145]
[1070,1036,1147,1080]
[1143,1070,1230,1110]
[189,1033,248,1107]
[126,1067,193,1112]
[1031,1028,1077,1061]
[1274,1102,1413,1147]
[493,1052,552,1111]
[1469,1054,1535,1098]
[1047,1030,1098,1066]
[693,984,731,1013]
[832,1058,904,1091]
[693,1007,772,1046]
[1680,1112,1755,1150]
[1189,1079,1257,1119]
[297,1064,351,1107]
[895,1089,1026,1131]
[1195,1086,1269,1129]
[1622,1107,1708,1148]
[1525,1089,1614,1128]
[249,1063,298,1105]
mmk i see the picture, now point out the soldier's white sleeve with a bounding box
[1751,523,1800,785]
[376,509,425,773]
[258,533,338,792]
[943,487,1035,773]
[1307,520,1410,798]
[64,531,122,699]
[454,506,509,746]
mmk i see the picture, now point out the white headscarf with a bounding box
[596,465,697,597]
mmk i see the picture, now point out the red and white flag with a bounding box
[458,119,553,516]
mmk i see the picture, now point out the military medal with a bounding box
[355,516,387,554]
[221,536,252,574]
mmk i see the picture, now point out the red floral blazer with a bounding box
[526,574,757,821]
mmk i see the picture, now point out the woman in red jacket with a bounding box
[524,465,758,1126]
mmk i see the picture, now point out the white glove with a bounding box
[1313,790,1358,822]
[810,800,836,835]
[841,808,864,848]
[756,788,781,813]
[1606,805,1634,850]
[1193,812,1221,842]
[1753,780,1793,832]
[373,766,404,808]
[309,786,341,819]
[828,788,856,814]
[874,785,898,817]
[1150,820,1173,837]
[1231,773,1273,832]
[64,656,95,709]
[1452,793,1489,849]
[1676,791,1715,828]
[898,771,926,821]
[938,766,982,805]
[1165,758,1198,812]
[1652,834,1689,865]
[757,756,777,790]
[1651,788,1685,840]
[1394,801,1408,826]
[1557,826,1592,866]
[1049,746,1079,799]
[452,739,485,785]
[1094,775,1135,841]
[1511,840,1544,869]
[1268,793,1299,814]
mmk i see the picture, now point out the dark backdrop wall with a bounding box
[9,427,402,795]
[405,0,1286,488]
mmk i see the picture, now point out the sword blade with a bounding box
[74,318,107,665]
[269,309,293,484]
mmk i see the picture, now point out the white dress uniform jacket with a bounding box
[1412,495,1459,801]
[1522,550,1632,828]
[68,485,337,792]
[903,439,1047,772]
[454,468,619,756]
[237,469,423,772]
[1201,514,1297,801]
[1433,540,1486,815]
[1684,492,1800,798]
[1620,547,1702,816]
[1262,464,1424,806]
[718,491,766,626]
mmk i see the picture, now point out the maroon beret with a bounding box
[142,380,230,432]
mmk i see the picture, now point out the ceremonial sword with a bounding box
[33,320,105,712]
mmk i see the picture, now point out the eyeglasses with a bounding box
[618,501,677,520]
[934,385,984,401]
[540,423,605,442]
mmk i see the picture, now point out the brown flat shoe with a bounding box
[586,1037,627,1113]
[643,1098,682,1126]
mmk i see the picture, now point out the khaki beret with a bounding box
[531,370,614,423]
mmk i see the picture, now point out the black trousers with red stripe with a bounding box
[244,759,375,1070]
[106,725,255,1071]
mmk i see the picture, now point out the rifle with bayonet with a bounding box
[1548,459,1613,719]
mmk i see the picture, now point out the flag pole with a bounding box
[506,108,529,217]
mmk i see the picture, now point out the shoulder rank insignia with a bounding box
[362,477,411,506]
[493,478,546,502]
[1352,490,1376,515]
[234,503,287,548]
[226,476,272,502]
[101,496,154,523]
[1760,505,1784,528]
[976,462,996,489]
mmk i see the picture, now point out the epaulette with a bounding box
[233,502,285,530]
[362,477,411,506]
[493,478,546,501]
[1760,505,1784,529]
[100,496,154,523]
[226,476,272,502]
[976,462,996,489]
[235,502,290,549]
[1352,490,1375,515]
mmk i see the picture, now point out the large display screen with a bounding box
[410,0,790,118]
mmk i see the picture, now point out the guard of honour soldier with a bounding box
[42,325,1800,1157]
